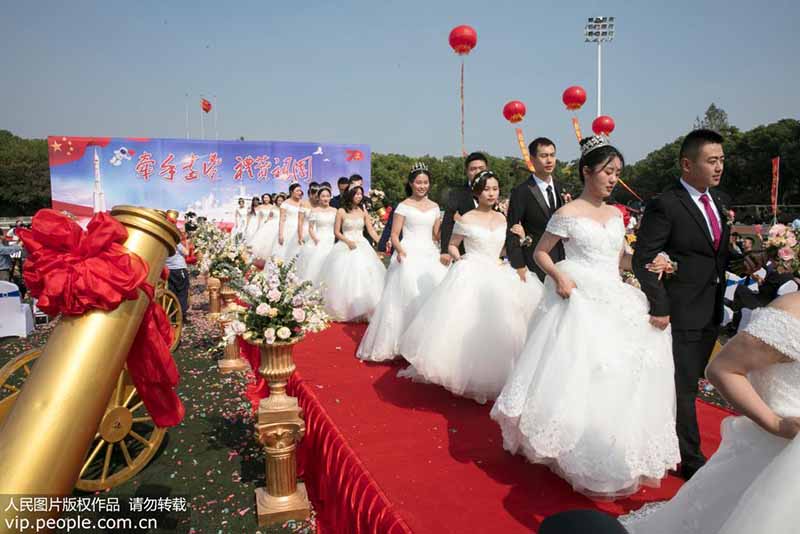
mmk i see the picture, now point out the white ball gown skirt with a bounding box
[490,259,680,498]
[356,239,448,362]
[296,234,335,284]
[319,237,386,322]
[398,255,543,404]
[273,223,303,262]
[621,416,790,533]
[250,218,279,260]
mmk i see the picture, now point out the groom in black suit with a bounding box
[439,152,488,265]
[506,137,566,282]
[633,129,731,480]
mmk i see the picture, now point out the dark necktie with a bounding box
[699,193,722,250]
[546,185,556,214]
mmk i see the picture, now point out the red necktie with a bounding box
[699,193,721,250]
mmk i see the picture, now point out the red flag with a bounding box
[771,156,780,216]
[47,136,111,167]
[201,98,212,113]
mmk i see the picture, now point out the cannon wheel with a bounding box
[156,281,183,352]
[0,349,166,491]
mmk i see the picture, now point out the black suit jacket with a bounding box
[440,185,476,255]
[505,177,565,281]
[330,195,342,209]
[633,182,731,330]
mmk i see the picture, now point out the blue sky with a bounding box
[2,0,798,163]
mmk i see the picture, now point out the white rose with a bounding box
[231,320,247,334]
[255,303,270,316]
[292,308,306,322]
[267,289,281,302]
[277,327,291,340]
[264,328,276,344]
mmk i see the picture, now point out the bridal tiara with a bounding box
[580,135,610,157]
[410,161,429,173]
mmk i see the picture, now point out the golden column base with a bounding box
[217,313,250,374]
[207,276,221,319]
[216,279,250,374]
[256,340,302,425]
[255,419,310,527]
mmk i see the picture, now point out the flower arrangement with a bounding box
[192,220,227,273]
[366,188,389,236]
[764,222,799,275]
[207,235,249,280]
[224,258,329,345]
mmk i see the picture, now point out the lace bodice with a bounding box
[309,209,336,233]
[281,203,302,230]
[341,215,365,240]
[744,307,800,417]
[395,203,439,244]
[453,221,505,259]
[546,214,624,278]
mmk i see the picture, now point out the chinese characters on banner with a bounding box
[47,137,370,224]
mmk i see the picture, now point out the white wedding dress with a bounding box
[296,209,337,284]
[398,220,543,404]
[357,203,448,362]
[250,206,280,260]
[244,210,261,244]
[233,206,249,237]
[272,203,304,262]
[491,213,680,498]
[319,214,386,322]
[621,306,800,533]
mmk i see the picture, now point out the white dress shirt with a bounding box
[532,174,556,210]
[680,178,721,238]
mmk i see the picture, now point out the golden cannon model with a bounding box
[0,208,183,494]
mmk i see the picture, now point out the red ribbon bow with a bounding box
[17,209,184,427]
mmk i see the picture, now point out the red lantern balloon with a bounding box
[449,25,477,55]
[562,86,587,111]
[502,100,526,124]
[592,115,615,136]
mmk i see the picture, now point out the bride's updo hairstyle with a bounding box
[578,136,625,183]
[405,162,432,197]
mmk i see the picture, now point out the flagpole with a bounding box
[213,94,219,140]
[184,93,190,139]
[199,94,205,140]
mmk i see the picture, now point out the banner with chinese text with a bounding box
[47,136,370,223]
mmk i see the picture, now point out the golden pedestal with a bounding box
[0,206,179,530]
[255,419,310,527]
[253,339,309,526]
[216,280,250,374]
[256,340,302,425]
[207,276,221,319]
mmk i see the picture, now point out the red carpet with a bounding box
[279,323,730,533]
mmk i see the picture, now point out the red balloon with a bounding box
[449,25,477,55]
[502,100,526,123]
[592,115,615,136]
[562,86,587,110]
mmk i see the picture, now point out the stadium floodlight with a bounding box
[584,16,616,117]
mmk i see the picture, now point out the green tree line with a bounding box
[1,107,797,217]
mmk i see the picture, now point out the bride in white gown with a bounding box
[398,171,544,403]
[357,163,448,362]
[250,194,280,260]
[296,186,337,284]
[491,137,680,498]
[319,185,386,322]
[621,292,800,533]
[273,183,305,262]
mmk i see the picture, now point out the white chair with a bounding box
[777,280,799,296]
[0,281,34,338]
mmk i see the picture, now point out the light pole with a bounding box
[584,16,615,118]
